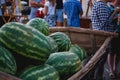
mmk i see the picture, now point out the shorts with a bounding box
[56,9,63,23]
[44,14,56,27]
[106,33,120,54]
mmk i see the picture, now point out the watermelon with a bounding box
[49,32,71,51]
[19,64,60,80]
[46,52,82,76]
[26,18,49,36]
[0,22,51,62]
[0,46,17,75]
[69,44,87,61]
[46,36,58,53]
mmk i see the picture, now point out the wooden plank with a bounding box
[50,27,118,54]
[0,71,21,80]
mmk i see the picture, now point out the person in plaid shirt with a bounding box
[91,0,115,32]
[91,0,119,79]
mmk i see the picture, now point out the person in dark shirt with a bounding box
[108,0,120,78]
[56,0,63,26]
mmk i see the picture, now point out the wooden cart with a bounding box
[0,27,118,80]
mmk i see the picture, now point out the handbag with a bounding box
[35,8,44,18]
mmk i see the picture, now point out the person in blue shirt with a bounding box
[63,0,83,27]
[43,0,56,27]
[29,0,44,19]
[0,0,6,27]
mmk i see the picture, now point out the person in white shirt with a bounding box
[43,0,56,27]
[29,0,44,19]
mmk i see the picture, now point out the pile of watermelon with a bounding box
[0,18,88,80]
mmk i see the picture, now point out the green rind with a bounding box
[46,36,58,53]
[46,52,82,76]
[69,44,87,61]
[26,18,49,36]
[0,46,17,75]
[19,64,60,80]
[49,32,71,52]
[0,22,51,62]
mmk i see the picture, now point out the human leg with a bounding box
[107,53,116,78]
[107,37,118,78]
[108,53,118,79]
[113,33,120,77]
[56,9,63,26]
[94,53,107,80]
[113,54,117,73]
[112,37,119,74]
[56,22,63,26]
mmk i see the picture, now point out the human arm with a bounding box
[43,1,48,16]
[110,7,120,21]
[2,3,6,14]
[29,0,44,8]
[1,0,6,14]
[80,10,83,16]
[43,5,48,16]
[78,2,83,16]
[97,5,113,27]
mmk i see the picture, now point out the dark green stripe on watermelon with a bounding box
[0,22,52,62]
[49,32,71,52]
[26,18,49,36]
[19,64,60,80]
[46,36,58,53]
[69,44,87,61]
[0,46,17,75]
[46,52,82,77]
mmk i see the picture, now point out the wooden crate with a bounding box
[0,27,118,80]
[50,27,116,54]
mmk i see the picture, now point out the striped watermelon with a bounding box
[0,46,17,75]
[0,22,51,62]
[49,32,71,52]
[69,44,87,61]
[46,36,58,53]
[26,18,49,36]
[46,52,82,77]
[19,64,60,80]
